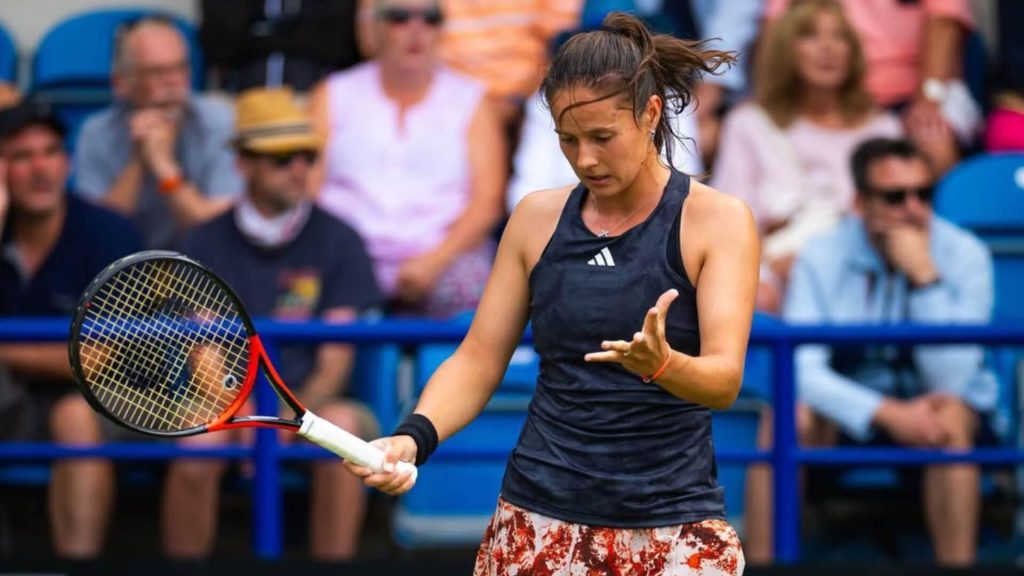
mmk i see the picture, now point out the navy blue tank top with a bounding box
[500,169,725,527]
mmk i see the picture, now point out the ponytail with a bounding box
[542,12,735,166]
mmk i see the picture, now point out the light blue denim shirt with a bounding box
[783,215,998,441]
[73,95,243,249]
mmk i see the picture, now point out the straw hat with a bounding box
[232,87,320,154]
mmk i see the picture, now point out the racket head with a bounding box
[69,251,258,437]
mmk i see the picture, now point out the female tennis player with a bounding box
[345,12,758,575]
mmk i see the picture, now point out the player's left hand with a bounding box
[584,288,678,379]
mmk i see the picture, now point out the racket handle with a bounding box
[298,411,418,481]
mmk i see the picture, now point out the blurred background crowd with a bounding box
[1,0,1023,569]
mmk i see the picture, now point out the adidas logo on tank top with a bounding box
[587,247,615,267]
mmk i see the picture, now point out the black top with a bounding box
[500,169,725,527]
[181,205,381,387]
[199,0,362,92]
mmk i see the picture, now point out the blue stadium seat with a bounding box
[349,344,403,437]
[712,400,763,528]
[30,8,204,152]
[935,153,1024,321]
[0,20,15,84]
[582,0,638,27]
[935,153,1024,446]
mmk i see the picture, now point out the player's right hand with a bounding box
[343,435,418,495]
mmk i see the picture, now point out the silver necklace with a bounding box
[591,193,659,238]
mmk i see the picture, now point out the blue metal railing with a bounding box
[1,318,1023,561]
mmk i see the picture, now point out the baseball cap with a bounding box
[0,98,67,143]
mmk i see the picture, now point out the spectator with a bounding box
[743,137,997,567]
[311,0,506,318]
[200,0,363,93]
[712,0,901,312]
[174,88,381,560]
[763,0,970,172]
[0,99,143,557]
[358,0,583,125]
[74,16,243,249]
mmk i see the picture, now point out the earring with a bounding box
[650,130,656,142]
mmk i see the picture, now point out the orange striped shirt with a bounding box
[439,0,583,101]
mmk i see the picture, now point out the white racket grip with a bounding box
[298,411,418,481]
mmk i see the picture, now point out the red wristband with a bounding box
[159,174,183,195]
[642,353,672,383]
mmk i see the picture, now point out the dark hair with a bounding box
[0,98,67,145]
[540,12,735,167]
[851,137,932,194]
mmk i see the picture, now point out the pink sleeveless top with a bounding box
[318,61,486,294]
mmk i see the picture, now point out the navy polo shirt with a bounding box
[1,193,143,317]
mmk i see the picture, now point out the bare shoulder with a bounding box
[509,185,575,227]
[507,185,575,266]
[683,180,757,239]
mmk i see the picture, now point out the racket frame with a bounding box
[68,250,307,438]
[68,250,416,479]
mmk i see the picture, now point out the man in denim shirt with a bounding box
[744,138,995,567]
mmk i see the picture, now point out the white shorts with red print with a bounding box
[474,497,745,576]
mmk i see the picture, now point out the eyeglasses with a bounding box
[244,149,319,167]
[129,61,190,81]
[868,185,935,206]
[379,6,444,26]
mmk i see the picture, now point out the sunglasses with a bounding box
[379,6,444,26]
[868,185,935,206]
[244,149,319,167]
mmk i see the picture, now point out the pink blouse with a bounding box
[711,103,902,228]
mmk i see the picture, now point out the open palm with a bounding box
[584,288,678,379]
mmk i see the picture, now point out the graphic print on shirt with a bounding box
[274,269,321,320]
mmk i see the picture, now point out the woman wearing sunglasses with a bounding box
[310,0,507,318]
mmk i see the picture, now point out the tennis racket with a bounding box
[68,250,416,480]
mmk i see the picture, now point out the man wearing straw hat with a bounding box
[171,87,381,560]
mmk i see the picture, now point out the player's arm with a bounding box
[349,188,565,493]
[661,187,758,408]
[299,307,358,412]
[412,195,535,443]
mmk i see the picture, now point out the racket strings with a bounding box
[77,259,251,433]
